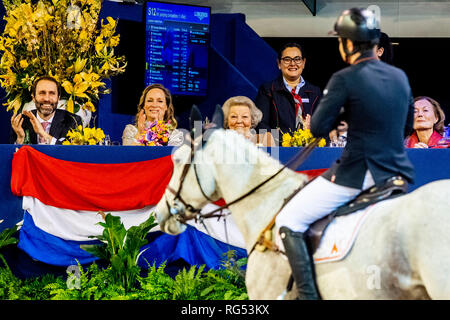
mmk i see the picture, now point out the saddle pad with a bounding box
[312,204,376,264]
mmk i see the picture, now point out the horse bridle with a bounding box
[165,138,223,224]
[165,132,321,225]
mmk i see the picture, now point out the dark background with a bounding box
[263,37,450,124]
[113,29,450,126]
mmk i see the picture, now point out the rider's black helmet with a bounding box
[331,8,380,45]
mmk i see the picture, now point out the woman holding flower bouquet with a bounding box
[122,84,183,146]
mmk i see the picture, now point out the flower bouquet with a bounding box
[0,0,127,114]
[281,128,326,147]
[138,121,173,146]
[63,125,105,145]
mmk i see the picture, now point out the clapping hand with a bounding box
[303,114,311,130]
[329,120,348,143]
[23,111,45,137]
[22,110,52,144]
[413,142,429,148]
[11,113,25,144]
[137,109,147,134]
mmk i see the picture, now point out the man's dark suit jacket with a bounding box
[255,74,322,136]
[10,109,82,145]
[311,52,415,189]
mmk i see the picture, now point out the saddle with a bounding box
[305,175,408,253]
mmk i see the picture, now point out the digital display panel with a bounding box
[145,1,210,96]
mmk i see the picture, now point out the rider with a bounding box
[275,8,416,299]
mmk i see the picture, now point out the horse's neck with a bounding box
[206,131,307,252]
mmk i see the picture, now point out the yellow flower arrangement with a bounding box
[62,125,105,145]
[0,0,127,114]
[281,128,327,147]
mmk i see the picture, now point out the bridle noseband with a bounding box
[165,139,214,224]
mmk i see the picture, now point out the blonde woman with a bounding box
[122,84,183,146]
[222,96,274,146]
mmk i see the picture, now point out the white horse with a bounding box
[155,126,450,300]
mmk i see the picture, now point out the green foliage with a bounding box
[81,213,157,292]
[0,257,248,300]
[0,223,18,249]
[0,267,22,300]
[0,267,63,300]
[0,215,249,300]
[198,251,248,300]
[20,273,64,300]
[220,250,248,287]
[0,222,19,271]
[136,262,174,300]
[45,263,131,300]
[169,263,248,300]
[172,265,207,300]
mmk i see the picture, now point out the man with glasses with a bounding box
[255,43,322,143]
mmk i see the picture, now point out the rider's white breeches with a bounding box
[276,171,375,233]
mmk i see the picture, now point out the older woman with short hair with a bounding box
[404,96,446,148]
[222,96,274,146]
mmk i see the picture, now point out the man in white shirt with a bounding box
[10,76,82,145]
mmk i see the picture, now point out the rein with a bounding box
[166,136,321,224]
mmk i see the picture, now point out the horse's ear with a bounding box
[210,105,224,129]
[189,105,202,139]
[201,105,224,146]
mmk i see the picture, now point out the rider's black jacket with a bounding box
[311,51,415,189]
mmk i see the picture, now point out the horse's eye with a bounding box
[173,157,181,164]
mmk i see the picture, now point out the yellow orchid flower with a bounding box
[62,80,90,99]
[66,97,74,113]
[318,138,327,147]
[6,95,21,113]
[95,128,105,140]
[73,73,83,84]
[106,16,116,28]
[20,73,33,87]
[0,69,18,89]
[73,57,87,73]
[66,65,74,74]
[99,61,110,73]
[109,35,120,47]
[0,0,127,116]
[281,133,292,147]
[19,59,28,68]
[94,36,104,54]
[82,101,96,112]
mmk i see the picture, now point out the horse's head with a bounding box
[155,105,224,235]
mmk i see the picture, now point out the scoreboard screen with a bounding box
[145,1,210,96]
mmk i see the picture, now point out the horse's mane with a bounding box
[203,129,309,251]
[207,129,284,170]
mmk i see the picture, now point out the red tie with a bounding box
[39,121,50,144]
[290,87,304,118]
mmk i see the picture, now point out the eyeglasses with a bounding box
[280,56,304,65]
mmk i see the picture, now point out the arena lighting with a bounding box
[302,0,317,16]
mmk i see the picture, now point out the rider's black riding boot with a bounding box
[279,226,320,300]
